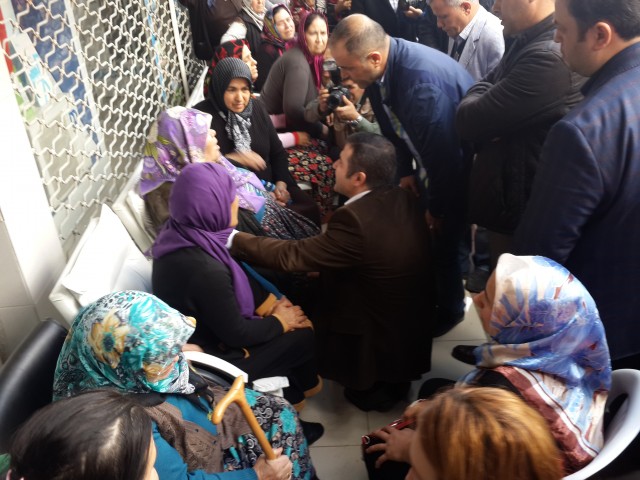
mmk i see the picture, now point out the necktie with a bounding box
[450,36,465,61]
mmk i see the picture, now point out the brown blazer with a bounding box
[231,186,435,390]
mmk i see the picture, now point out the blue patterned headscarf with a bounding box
[462,254,611,472]
[53,291,196,400]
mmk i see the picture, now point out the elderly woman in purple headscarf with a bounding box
[139,106,319,240]
[152,161,322,410]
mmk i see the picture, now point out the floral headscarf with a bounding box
[296,10,327,89]
[152,162,258,319]
[262,3,294,50]
[462,254,611,472]
[209,57,254,153]
[139,106,211,197]
[53,291,196,401]
[203,39,249,98]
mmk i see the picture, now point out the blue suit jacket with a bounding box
[367,38,474,216]
[514,43,640,360]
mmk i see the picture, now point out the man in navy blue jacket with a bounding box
[514,0,640,370]
[330,14,474,334]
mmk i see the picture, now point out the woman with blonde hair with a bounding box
[407,386,564,480]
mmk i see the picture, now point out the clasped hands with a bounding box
[270,297,312,331]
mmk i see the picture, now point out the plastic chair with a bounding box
[0,319,68,452]
[564,369,640,480]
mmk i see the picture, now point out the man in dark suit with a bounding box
[514,0,640,371]
[230,133,435,412]
[350,0,415,40]
[330,14,474,335]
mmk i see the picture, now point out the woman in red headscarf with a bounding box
[258,11,335,217]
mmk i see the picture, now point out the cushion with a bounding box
[61,204,151,308]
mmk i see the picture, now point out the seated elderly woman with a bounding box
[151,162,322,410]
[257,11,336,216]
[255,3,296,91]
[195,57,322,225]
[140,106,319,240]
[8,390,160,480]
[364,254,611,479]
[406,386,564,480]
[53,290,319,480]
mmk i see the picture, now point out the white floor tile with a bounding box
[301,379,369,447]
[310,445,369,480]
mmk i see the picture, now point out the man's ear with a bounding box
[353,171,367,187]
[590,21,614,51]
[367,51,383,67]
[461,1,472,14]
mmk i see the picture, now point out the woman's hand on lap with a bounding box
[253,448,292,480]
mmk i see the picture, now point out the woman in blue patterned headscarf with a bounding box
[53,290,317,480]
[465,254,611,473]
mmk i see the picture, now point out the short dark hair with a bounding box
[329,14,387,58]
[345,133,396,188]
[567,0,640,40]
[9,390,153,480]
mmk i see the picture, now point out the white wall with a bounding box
[0,55,66,362]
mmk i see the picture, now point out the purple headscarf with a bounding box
[139,106,211,196]
[152,162,256,318]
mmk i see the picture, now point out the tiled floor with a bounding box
[303,293,487,479]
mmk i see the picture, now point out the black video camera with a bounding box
[322,59,350,113]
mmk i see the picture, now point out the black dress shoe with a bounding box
[451,344,479,365]
[300,420,324,446]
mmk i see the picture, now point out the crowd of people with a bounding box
[5,0,640,479]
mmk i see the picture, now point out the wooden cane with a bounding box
[212,376,277,460]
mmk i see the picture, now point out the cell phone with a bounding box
[361,418,415,446]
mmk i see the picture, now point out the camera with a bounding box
[322,59,350,113]
[402,0,427,10]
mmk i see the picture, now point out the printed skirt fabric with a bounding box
[221,389,316,479]
[287,139,335,218]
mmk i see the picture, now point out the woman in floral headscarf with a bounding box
[255,3,296,91]
[53,290,319,480]
[139,105,319,240]
[363,254,611,478]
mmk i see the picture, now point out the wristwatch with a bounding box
[348,115,363,127]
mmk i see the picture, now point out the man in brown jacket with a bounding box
[230,133,435,412]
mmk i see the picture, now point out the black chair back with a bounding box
[0,318,67,451]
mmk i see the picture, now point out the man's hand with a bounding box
[404,6,423,18]
[365,427,415,467]
[334,96,359,123]
[296,131,312,147]
[399,175,420,197]
[335,0,352,14]
[318,88,330,115]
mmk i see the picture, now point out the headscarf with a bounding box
[462,254,611,472]
[262,3,294,50]
[296,10,327,89]
[53,290,196,401]
[203,39,249,98]
[242,0,265,31]
[152,162,257,318]
[209,57,254,152]
[139,106,211,196]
